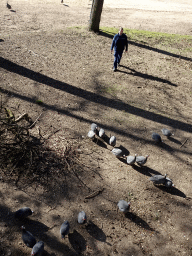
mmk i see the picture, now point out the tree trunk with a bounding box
[89,0,104,32]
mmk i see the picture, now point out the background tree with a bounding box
[88,0,104,32]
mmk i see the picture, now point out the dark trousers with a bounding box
[113,50,123,69]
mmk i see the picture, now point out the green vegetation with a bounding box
[100,27,192,54]
[35,99,43,105]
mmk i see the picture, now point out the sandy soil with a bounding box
[0,0,192,255]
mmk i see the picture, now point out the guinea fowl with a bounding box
[136,155,149,166]
[60,220,70,239]
[164,177,174,188]
[87,130,95,140]
[99,128,105,138]
[126,154,137,165]
[150,174,174,188]
[117,200,130,213]
[21,226,36,248]
[14,207,33,220]
[7,2,11,9]
[150,174,167,185]
[111,148,123,158]
[31,241,44,256]
[109,136,116,147]
[91,123,98,132]
[78,211,87,224]
[152,132,162,143]
[161,128,174,137]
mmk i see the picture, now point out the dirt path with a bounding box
[0,0,192,256]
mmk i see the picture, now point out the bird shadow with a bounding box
[62,4,69,7]
[95,137,107,148]
[16,219,49,236]
[102,134,110,144]
[168,136,182,145]
[132,165,161,177]
[125,212,155,231]
[0,39,4,42]
[86,221,106,242]
[157,186,186,198]
[68,229,86,253]
[118,145,130,156]
[10,9,16,12]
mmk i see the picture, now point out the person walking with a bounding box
[111,27,128,71]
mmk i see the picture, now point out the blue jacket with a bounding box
[111,33,128,52]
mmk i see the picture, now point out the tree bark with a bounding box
[89,0,104,32]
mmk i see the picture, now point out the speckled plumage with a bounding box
[60,221,70,238]
[21,226,36,248]
[31,241,44,256]
[117,200,130,213]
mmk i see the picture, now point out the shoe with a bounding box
[113,68,117,72]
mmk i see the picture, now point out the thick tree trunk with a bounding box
[89,0,104,32]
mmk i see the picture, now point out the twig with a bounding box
[15,113,29,122]
[180,138,188,148]
[44,129,61,141]
[64,159,91,191]
[85,188,104,199]
[28,112,43,129]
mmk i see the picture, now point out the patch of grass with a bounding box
[35,99,43,105]
[100,27,192,54]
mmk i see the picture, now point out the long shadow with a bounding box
[132,165,162,177]
[1,85,192,162]
[125,212,155,231]
[157,186,186,198]
[1,58,192,135]
[99,31,192,62]
[118,66,177,87]
[86,220,106,242]
[168,136,182,145]
[68,229,86,253]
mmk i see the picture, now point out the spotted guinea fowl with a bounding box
[126,154,137,165]
[136,155,149,166]
[31,241,44,256]
[150,174,167,185]
[99,128,105,138]
[87,130,95,140]
[150,174,174,188]
[78,211,87,224]
[161,128,174,137]
[91,123,98,132]
[152,132,162,143]
[117,200,130,213]
[164,177,174,188]
[14,207,33,220]
[111,148,123,158]
[60,220,70,239]
[109,136,116,147]
[21,226,36,248]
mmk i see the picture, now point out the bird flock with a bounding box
[13,125,174,254]
[87,123,175,210]
[14,207,88,255]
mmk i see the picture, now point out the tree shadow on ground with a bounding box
[99,31,192,62]
[125,212,155,231]
[117,66,177,87]
[1,57,192,135]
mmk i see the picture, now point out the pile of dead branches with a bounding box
[0,103,79,186]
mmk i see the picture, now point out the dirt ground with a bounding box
[0,0,192,255]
